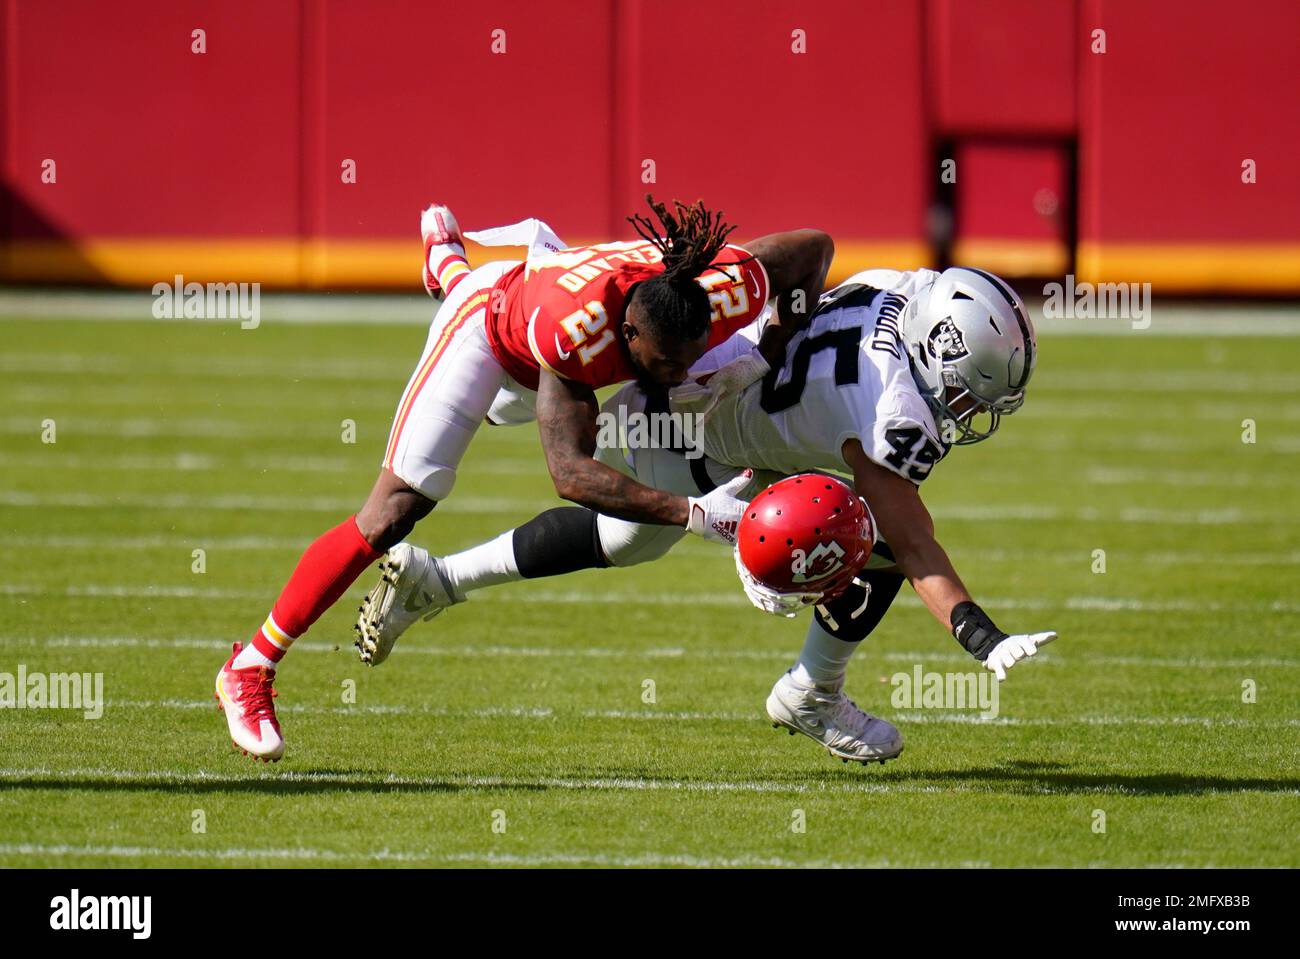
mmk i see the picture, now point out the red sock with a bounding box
[245,516,383,665]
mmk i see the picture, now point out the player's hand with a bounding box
[983,631,1058,681]
[669,347,770,426]
[686,470,754,545]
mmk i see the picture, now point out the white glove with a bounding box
[983,631,1058,681]
[669,347,770,426]
[686,469,754,545]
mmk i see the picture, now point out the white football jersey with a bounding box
[694,269,950,484]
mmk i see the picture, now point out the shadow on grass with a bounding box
[862,760,1300,797]
[3,757,1298,798]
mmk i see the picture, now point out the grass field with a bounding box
[1,303,1298,868]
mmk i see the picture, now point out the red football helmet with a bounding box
[735,473,875,617]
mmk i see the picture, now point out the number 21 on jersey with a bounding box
[558,301,614,365]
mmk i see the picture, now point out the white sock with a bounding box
[438,531,522,600]
[232,639,278,671]
[791,618,860,688]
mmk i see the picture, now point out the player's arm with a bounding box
[743,229,834,365]
[842,438,971,623]
[842,438,1057,679]
[535,370,749,538]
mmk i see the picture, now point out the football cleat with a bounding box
[420,202,466,297]
[355,542,460,666]
[214,643,284,762]
[765,669,903,763]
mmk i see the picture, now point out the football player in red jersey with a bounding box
[214,195,834,760]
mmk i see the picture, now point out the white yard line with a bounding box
[3,582,1296,615]
[3,533,1293,568]
[0,766,903,795]
[2,454,1300,488]
[0,290,433,324]
[0,451,547,476]
[0,841,982,869]
[1034,369,1300,392]
[0,842,1228,870]
[1083,466,1300,489]
[3,288,1296,332]
[0,352,403,381]
[0,490,552,514]
[3,489,1298,526]
[5,416,1299,453]
[72,700,1300,728]
[7,634,1300,670]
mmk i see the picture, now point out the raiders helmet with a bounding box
[901,267,1037,444]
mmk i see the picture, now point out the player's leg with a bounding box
[214,469,428,761]
[439,431,710,595]
[217,262,512,758]
[354,395,727,664]
[766,554,908,764]
[440,378,746,596]
[351,265,523,665]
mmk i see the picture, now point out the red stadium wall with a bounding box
[1,0,1297,293]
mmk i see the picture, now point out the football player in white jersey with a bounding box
[355,266,1057,764]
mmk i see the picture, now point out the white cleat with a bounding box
[766,669,903,765]
[354,543,460,666]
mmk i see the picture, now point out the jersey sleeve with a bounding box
[865,394,948,485]
[700,245,771,336]
[730,246,770,311]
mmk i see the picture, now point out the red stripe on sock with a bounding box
[434,251,467,275]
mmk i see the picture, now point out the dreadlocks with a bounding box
[625,194,738,342]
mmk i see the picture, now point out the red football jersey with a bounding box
[484,241,770,390]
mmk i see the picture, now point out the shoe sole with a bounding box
[354,559,399,666]
[354,549,444,666]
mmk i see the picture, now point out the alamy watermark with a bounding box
[50,889,151,939]
[1043,274,1151,330]
[152,274,260,328]
[595,404,703,459]
[0,665,104,719]
[890,665,999,719]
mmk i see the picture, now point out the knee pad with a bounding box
[513,507,607,578]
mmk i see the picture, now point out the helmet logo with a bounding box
[927,319,969,362]
[790,540,846,584]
